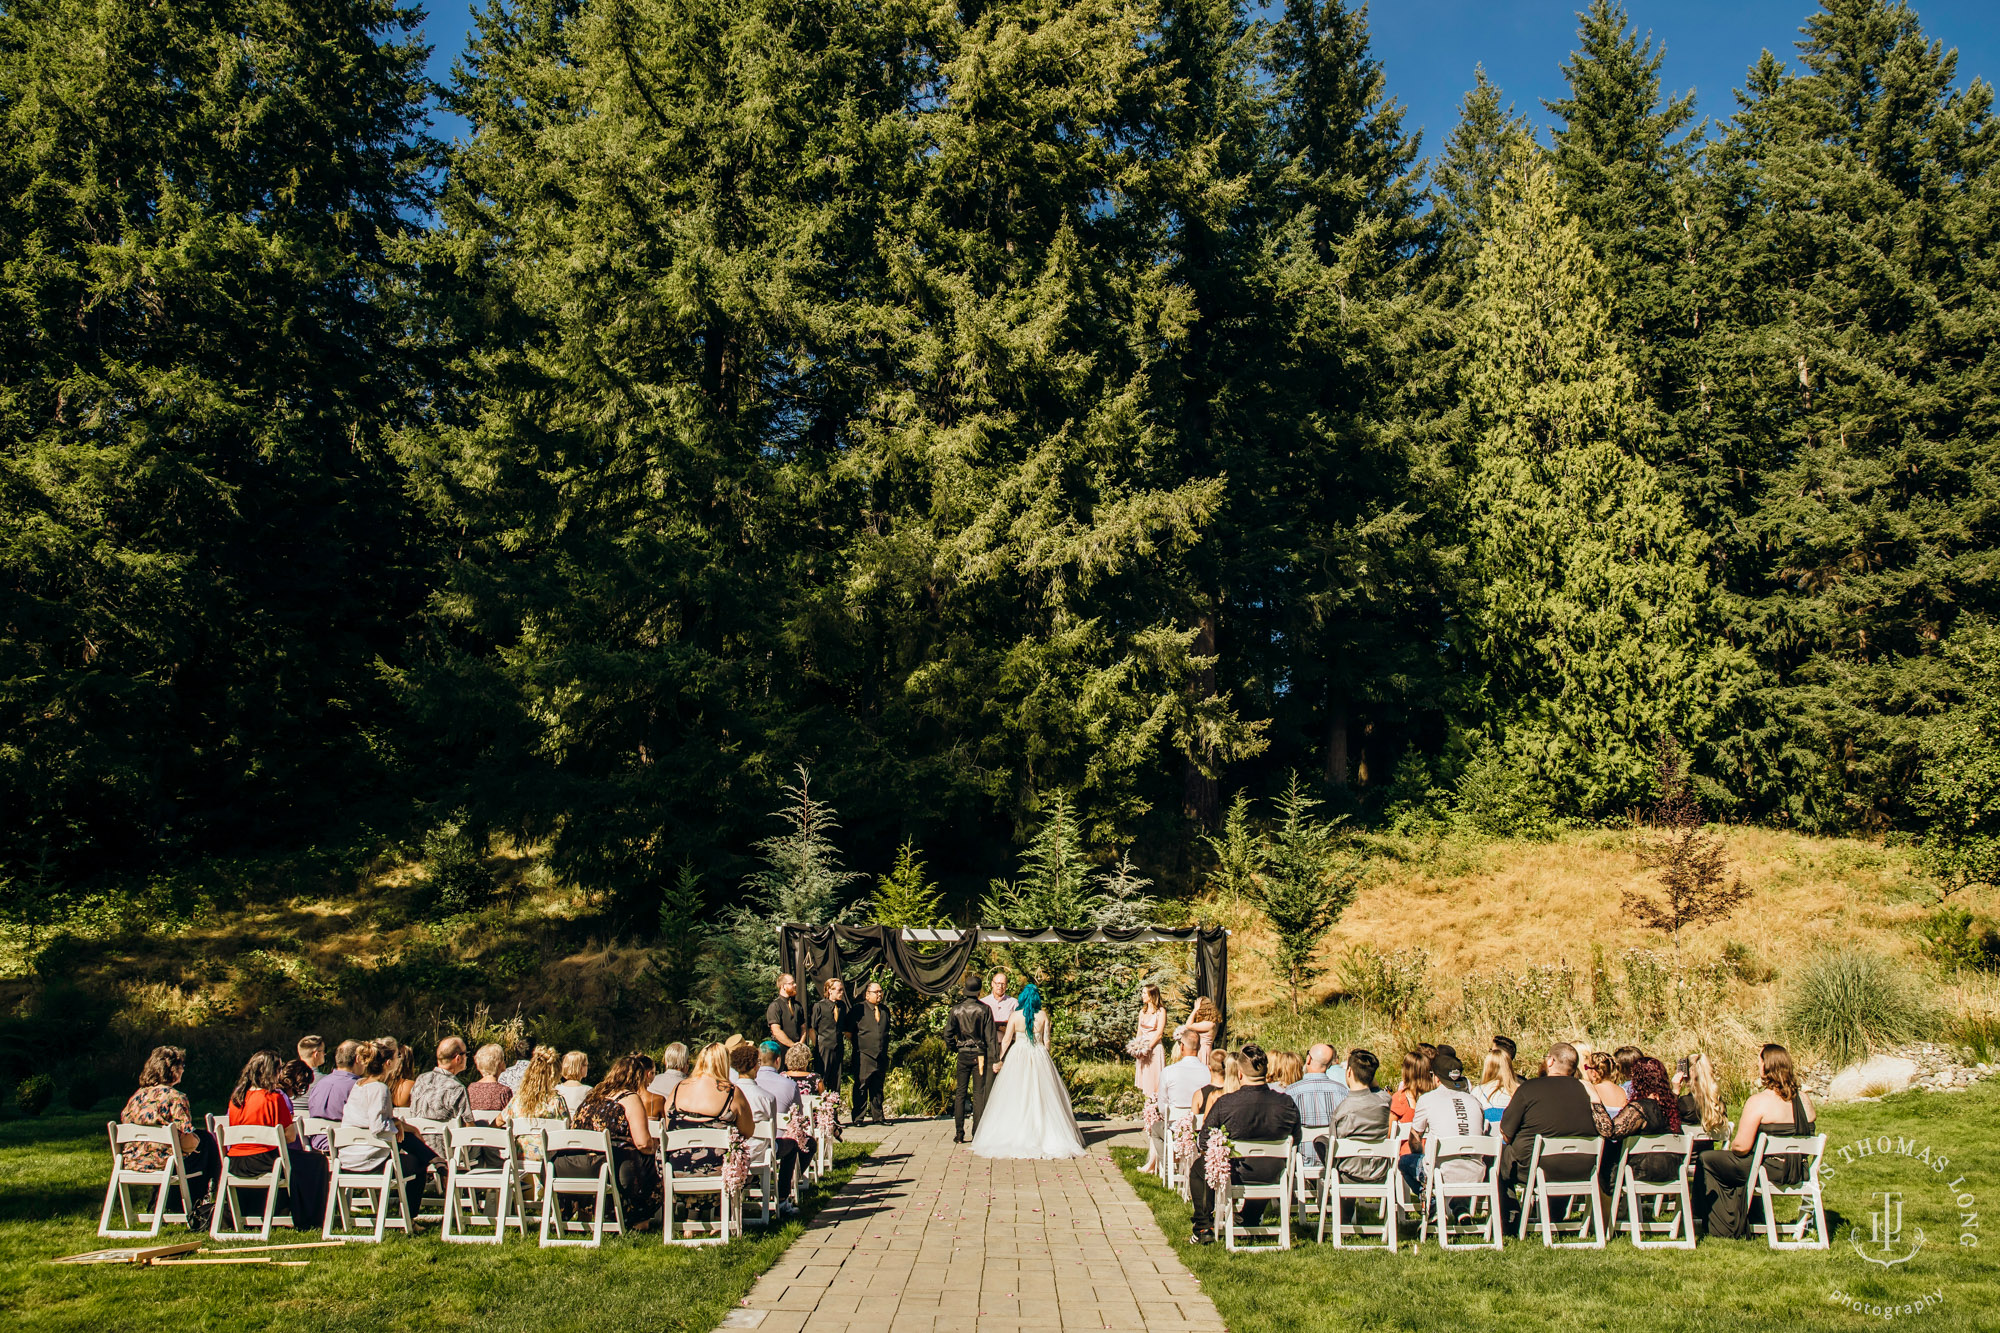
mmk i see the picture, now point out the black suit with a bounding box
[810,996,852,1092]
[1190,1084,1301,1235]
[855,1001,891,1123]
[947,997,998,1140]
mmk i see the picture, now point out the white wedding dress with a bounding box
[970,1008,1086,1159]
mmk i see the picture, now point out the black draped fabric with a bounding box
[780,923,1227,1035]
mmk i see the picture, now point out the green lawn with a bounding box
[0,1111,870,1332]
[1117,1081,2000,1333]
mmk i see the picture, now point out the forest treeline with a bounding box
[3,0,1997,917]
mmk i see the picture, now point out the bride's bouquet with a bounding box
[1124,1033,1154,1058]
[1203,1127,1233,1192]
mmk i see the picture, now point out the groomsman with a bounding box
[810,976,853,1092]
[767,973,807,1055]
[948,977,999,1143]
[854,980,891,1124]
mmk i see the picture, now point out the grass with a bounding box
[0,1111,872,1332]
[1782,949,1932,1066]
[1114,1078,2000,1332]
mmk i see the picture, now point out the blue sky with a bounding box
[413,1,2000,158]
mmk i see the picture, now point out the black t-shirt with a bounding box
[1499,1074,1598,1147]
[766,995,806,1043]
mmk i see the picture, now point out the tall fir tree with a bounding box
[1461,148,1745,816]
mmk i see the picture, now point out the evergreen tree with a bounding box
[1431,68,1536,268]
[0,0,435,888]
[1251,772,1358,1013]
[1911,622,2000,903]
[1702,0,2000,828]
[1461,148,1745,815]
[870,842,945,930]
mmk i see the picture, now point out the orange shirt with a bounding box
[226,1087,295,1155]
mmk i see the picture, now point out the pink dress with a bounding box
[1133,1007,1167,1098]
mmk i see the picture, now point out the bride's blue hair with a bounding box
[1018,983,1042,1044]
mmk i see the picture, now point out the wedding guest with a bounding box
[1287,1044,1348,1167]
[1613,1045,1643,1096]
[1431,1045,1472,1094]
[1329,1050,1392,1184]
[982,971,1017,1027]
[1584,1052,1628,1111]
[1389,1052,1426,1179]
[1192,1049,1229,1121]
[767,973,808,1055]
[1676,1052,1729,1141]
[497,1033,535,1091]
[567,1055,661,1230]
[659,1046,749,1234]
[227,1049,325,1231]
[855,981,891,1124]
[339,1040,422,1226]
[1474,1048,1521,1127]
[468,1043,514,1120]
[296,1035,327,1080]
[783,1041,823,1098]
[1497,1043,1599,1228]
[1492,1035,1518,1063]
[408,1037,473,1155]
[1406,1054,1491,1209]
[277,1059,316,1122]
[1151,1029,1210,1174]
[632,1053,665,1119]
[1698,1044,1816,1239]
[647,1044,687,1104]
[755,1043,805,1212]
[1131,983,1167,1105]
[381,1039,417,1108]
[119,1046,217,1220]
[306,1040,360,1151]
[1188,1044,1300,1245]
[1175,996,1218,1062]
[729,1042,777,1121]
[506,1046,565,1122]
[1268,1050,1303,1094]
[810,977,853,1092]
[1590,1055,1685,1185]
[558,1051,594,1117]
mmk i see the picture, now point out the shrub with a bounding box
[419,809,494,916]
[1449,743,1559,840]
[1459,959,1583,1040]
[15,1073,54,1117]
[1721,939,1775,983]
[1782,949,1932,1066]
[1340,945,1431,1030]
[66,1071,100,1111]
[898,1035,951,1116]
[1920,907,2000,973]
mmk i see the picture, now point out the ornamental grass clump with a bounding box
[1783,949,1932,1066]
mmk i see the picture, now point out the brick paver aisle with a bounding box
[725,1117,1226,1333]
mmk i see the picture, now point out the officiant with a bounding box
[854,979,891,1124]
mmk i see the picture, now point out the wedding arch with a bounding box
[778,923,1231,1036]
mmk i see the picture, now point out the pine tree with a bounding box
[0,0,435,889]
[1911,623,2000,903]
[1461,148,1745,815]
[1200,790,1267,909]
[870,842,946,930]
[1251,772,1359,1013]
[1431,68,1536,268]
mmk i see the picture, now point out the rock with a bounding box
[1827,1055,1919,1102]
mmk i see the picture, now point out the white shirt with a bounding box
[983,993,1018,1025]
[732,1072,776,1122]
[339,1080,396,1171]
[1158,1055,1211,1114]
[556,1081,592,1117]
[1411,1086,1492,1184]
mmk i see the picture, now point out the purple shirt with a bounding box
[305,1069,357,1150]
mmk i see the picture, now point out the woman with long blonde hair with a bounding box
[1676,1052,1728,1140]
[507,1045,564,1123]
[1174,996,1218,1062]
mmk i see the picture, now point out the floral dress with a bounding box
[574,1092,661,1219]
[120,1086,194,1172]
[663,1097,736,1176]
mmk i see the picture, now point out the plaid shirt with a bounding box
[408,1067,471,1153]
[1286,1072,1348,1165]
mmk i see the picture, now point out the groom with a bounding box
[948,976,1001,1143]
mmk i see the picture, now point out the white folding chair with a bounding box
[1418,1134,1503,1250]
[661,1127,741,1246]
[1294,1127,1331,1221]
[1609,1134,1695,1249]
[1749,1133,1828,1250]
[800,1094,833,1180]
[1519,1136,1605,1248]
[509,1117,564,1208]
[324,1125,413,1242]
[538,1127,625,1247]
[210,1123,294,1241]
[1223,1139,1294,1252]
[300,1114,337,1155]
[441,1123,527,1243]
[1317,1135,1398,1248]
[395,1113,452,1222]
[746,1118,781,1224]
[1163,1096,1197,1198]
[98,1122,200,1239]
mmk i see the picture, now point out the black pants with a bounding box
[775,1138,801,1199]
[1190,1158,1286,1234]
[856,1051,887,1122]
[225,1146,327,1232]
[814,1038,845,1093]
[952,1052,986,1139]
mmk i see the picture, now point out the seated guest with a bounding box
[1267,1050,1303,1094]
[557,1051,594,1117]
[660,1045,752,1232]
[1582,1050,1633,1198]
[1675,1052,1729,1142]
[409,1037,473,1157]
[755,1042,805,1214]
[1327,1050,1392,1183]
[227,1049,326,1231]
[1492,1035,1518,1063]
[1154,1030,1212,1170]
[1431,1046,1472,1094]
[729,1042,777,1122]
[297,1035,327,1080]
[278,1059,316,1122]
[1389,1051,1423,1173]
[1591,1055,1685,1185]
[1613,1045,1643,1097]
[632,1054,665,1119]
[648,1043,688,1105]
[564,1055,661,1229]
[1583,1052,1628,1113]
[338,1040,423,1226]
[783,1040,823,1097]
[497,1032,535,1091]
[1697,1044,1816,1239]
[468,1043,513,1121]
[1474,1047,1520,1126]
[1497,1042,1598,1228]
[504,1045,566,1133]
[382,1039,417,1108]
[1187,1044,1300,1245]
[1406,1053,1492,1211]
[119,1045,218,1224]
[1286,1043,1348,1167]
[306,1040,360,1150]
[1191,1050,1229,1121]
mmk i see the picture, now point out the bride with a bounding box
[970,982,1086,1159]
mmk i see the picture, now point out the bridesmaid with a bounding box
[1174,995,1218,1062]
[1132,983,1167,1172]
